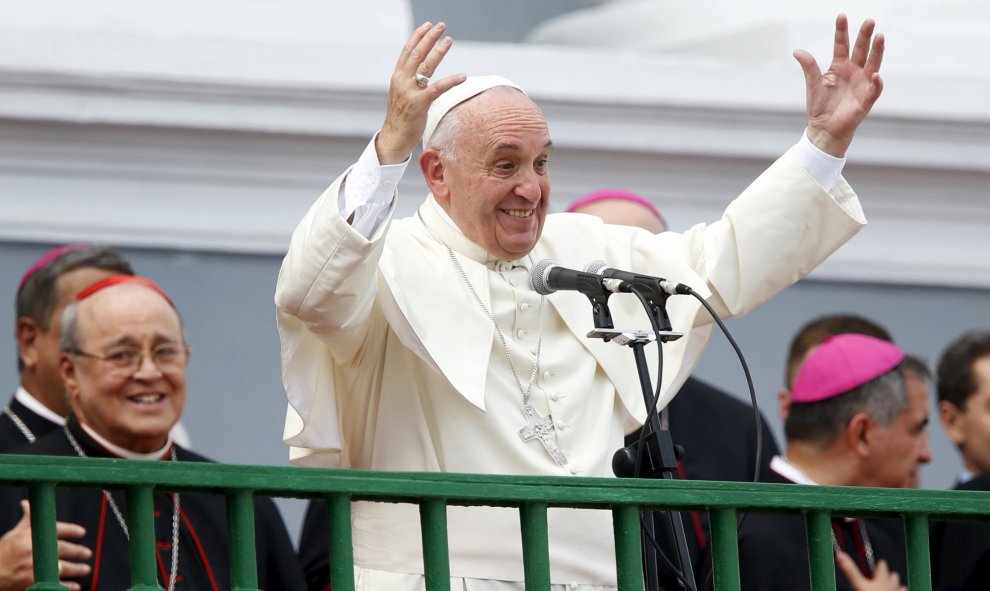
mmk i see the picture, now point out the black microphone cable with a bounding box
[673,285,762,591]
[621,279,763,591]
[625,283,698,591]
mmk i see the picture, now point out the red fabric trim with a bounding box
[179,505,220,591]
[832,519,870,576]
[90,494,109,590]
[851,520,871,576]
[73,274,174,308]
[154,534,169,587]
[153,494,181,588]
[676,460,708,551]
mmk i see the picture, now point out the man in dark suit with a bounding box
[930,330,990,590]
[0,245,134,590]
[0,275,305,590]
[738,334,930,590]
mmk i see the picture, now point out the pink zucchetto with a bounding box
[566,189,667,228]
[421,75,525,148]
[791,333,904,404]
[18,244,89,289]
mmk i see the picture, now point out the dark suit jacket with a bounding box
[931,472,990,590]
[733,467,907,591]
[0,394,61,452]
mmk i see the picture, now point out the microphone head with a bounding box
[584,260,608,275]
[530,259,557,295]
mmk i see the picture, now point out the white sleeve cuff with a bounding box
[795,130,846,193]
[338,133,410,237]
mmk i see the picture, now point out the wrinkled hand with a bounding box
[795,14,885,157]
[376,21,467,165]
[836,551,906,591]
[0,500,91,591]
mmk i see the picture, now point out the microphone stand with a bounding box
[589,296,697,591]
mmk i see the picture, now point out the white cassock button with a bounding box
[556,421,569,430]
[549,391,560,401]
[516,329,526,339]
[520,302,530,312]
[543,370,552,380]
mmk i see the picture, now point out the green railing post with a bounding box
[328,494,355,591]
[226,489,260,591]
[710,508,741,591]
[420,499,450,591]
[125,486,161,591]
[27,482,65,591]
[519,502,551,591]
[806,511,836,591]
[905,514,932,591]
[613,505,645,591]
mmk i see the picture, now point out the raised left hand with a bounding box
[795,14,885,157]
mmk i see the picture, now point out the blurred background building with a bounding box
[2,0,988,539]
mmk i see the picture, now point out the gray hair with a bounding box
[785,363,910,446]
[426,86,534,163]
[427,104,466,163]
[59,300,83,354]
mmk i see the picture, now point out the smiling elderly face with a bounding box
[430,88,553,260]
[61,283,187,453]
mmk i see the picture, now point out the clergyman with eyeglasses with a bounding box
[0,275,306,591]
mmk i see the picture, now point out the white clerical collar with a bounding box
[770,455,819,485]
[420,194,531,269]
[79,421,173,461]
[15,386,67,426]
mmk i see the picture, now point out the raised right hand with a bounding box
[376,21,467,165]
[0,500,91,591]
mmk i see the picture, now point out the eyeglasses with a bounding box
[67,343,189,375]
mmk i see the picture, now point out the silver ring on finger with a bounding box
[58,560,64,578]
[414,73,430,88]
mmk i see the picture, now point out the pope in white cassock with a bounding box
[275,15,886,590]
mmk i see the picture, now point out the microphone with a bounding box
[531,259,615,329]
[530,260,611,297]
[584,261,692,297]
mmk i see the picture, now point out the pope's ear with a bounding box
[420,148,449,202]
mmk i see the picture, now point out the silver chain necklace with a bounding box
[417,212,568,466]
[3,405,37,444]
[831,518,876,574]
[64,426,181,591]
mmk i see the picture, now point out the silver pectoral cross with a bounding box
[518,402,568,466]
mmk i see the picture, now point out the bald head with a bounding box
[570,198,667,233]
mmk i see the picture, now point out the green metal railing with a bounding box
[2,454,989,591]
